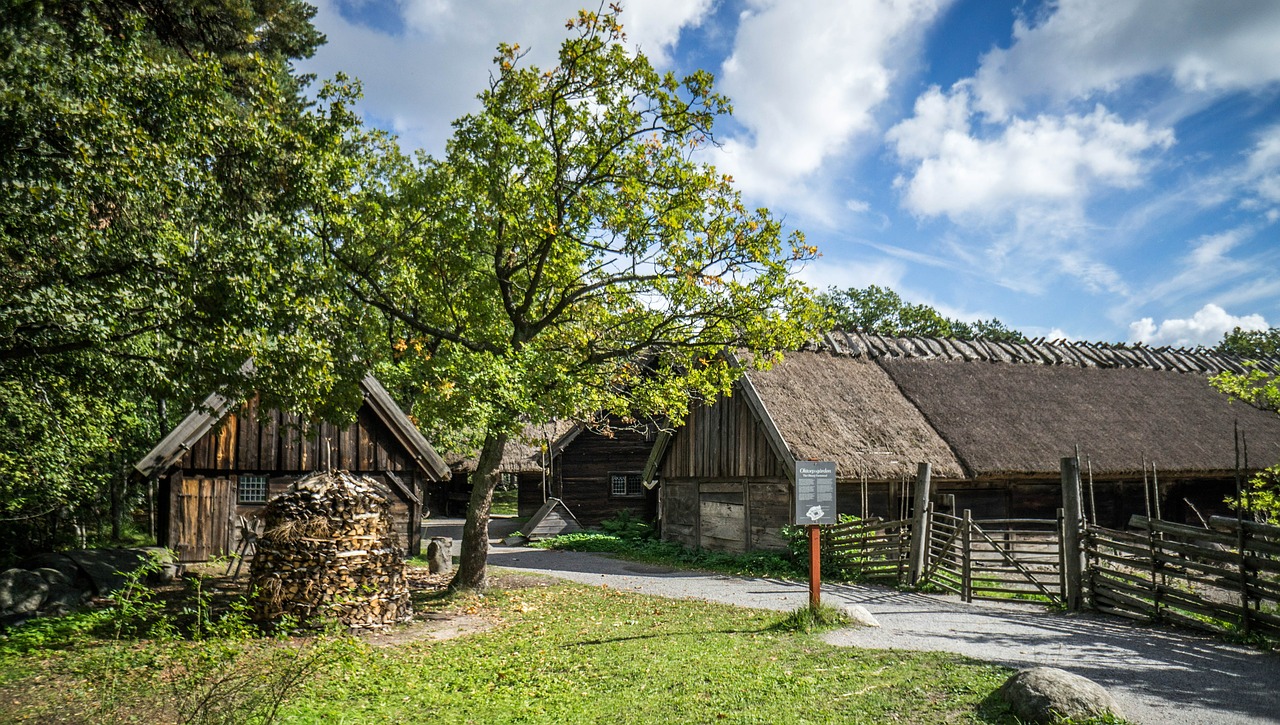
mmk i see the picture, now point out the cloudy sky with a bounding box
[301,0,1280,346]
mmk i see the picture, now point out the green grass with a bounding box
[491,488,519,516]
[0,581,1025,724]
[533,532,805,579]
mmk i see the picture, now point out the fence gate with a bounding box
[959,516,1064,604]
[910,510,1066,605]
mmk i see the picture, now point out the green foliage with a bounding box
[5,583,1016,723]
[1216,326,1280,359]
[0,0,392,547]
[597,510,655,540]
[332,8,823,587]
[818,285,1026,342]
[1212,361,1280,521]
[2,551,357,724]
[534,532,802,579]
[782,514,869,582]
[769,603,852,633]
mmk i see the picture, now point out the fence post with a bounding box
[1060,456,1085,611]
[1057,507,1067,605]
[908,462,933,585]
[961,509,972,603]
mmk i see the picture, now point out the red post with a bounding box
[809,524,821,610]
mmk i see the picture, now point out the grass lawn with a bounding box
[0,569,1024,724]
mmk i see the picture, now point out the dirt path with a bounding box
[486,546,1280,725]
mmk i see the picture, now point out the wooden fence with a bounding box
[819,456,1280,641]
[1085,515,1280,638]
[826,508,1064,605]
[821,516,910,583]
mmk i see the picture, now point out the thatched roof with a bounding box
[745,351,965,480]
[729,333,1280,480]
[445,420,576,474]
[879,357,1280,476]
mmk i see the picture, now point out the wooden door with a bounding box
[171,477,233,562]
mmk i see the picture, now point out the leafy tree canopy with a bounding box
[0,0,383,541]
[331,7,823,589]
[1212,327,1280,522]
[817,285,1026,342]
[1216,326,1280,360]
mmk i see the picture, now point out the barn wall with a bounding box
[179,400,416,475]
[557,425,656,527]
[165,398,430,559]
[660,478,792,553]
[659,392,787,481]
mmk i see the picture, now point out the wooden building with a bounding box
[543,418,659,527]
[133,375,450,561]
[647,333,1280,553]
[434,422,570,517]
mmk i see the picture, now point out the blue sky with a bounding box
[302,0,1280,346]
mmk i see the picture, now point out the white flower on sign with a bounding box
[806,505,826,522]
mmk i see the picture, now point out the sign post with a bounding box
[795,461,837,611]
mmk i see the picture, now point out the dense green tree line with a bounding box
[817,285,1025,342]
[0,0,378,554]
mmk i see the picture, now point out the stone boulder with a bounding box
[0,568,49,617]
[997,667,1123,724]
[839,603,880,628]
[427,537,453,574]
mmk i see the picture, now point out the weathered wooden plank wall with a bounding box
[556,424,655,526]
[180,401,415,474]
[660,392,786,481]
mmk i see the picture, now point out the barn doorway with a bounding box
[171,476,233,562]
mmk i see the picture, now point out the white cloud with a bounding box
[301,1,713,154]
[888,87,1174,223]
[1128,303,1268,348]
[972,0,1280,120]
[796,258,907,294]
[1245,125,1280,205]
[713,0,951,201]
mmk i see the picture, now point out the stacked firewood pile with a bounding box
[249,471,412,628]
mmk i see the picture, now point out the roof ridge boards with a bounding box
[812,331,1280,374]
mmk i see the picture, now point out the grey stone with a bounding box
[34,567,73,588]
[41,583,87,615]
[427,537,452,574]
[839,603,880,628]
[0,568,49,616]
[997,667,1123,724]
[502,534,529,547]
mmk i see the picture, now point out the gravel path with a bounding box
[485,545,1280,725]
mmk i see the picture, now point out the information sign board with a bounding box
[794,461,837,525]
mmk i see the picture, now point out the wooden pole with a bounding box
[809,524,821,610]
[1060,456,1085,611]
[961,509,972,603]
[1235,423,1251,636]
[908,462,933,585]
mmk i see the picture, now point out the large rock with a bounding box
[997,667,1123,724]
[839,603,880,628]
[427,537,452,574]
[0,568,49,616]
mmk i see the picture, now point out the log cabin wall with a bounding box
[659,393,793,553]
[555,424,656,527]
[161,398,427,559]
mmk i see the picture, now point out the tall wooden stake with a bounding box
[809,524,821,610]
[1060,456,1085,611]
[908,462,933,585]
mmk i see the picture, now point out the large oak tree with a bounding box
[332,8,822,590]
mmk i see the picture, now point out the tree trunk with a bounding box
[450,429,510,591]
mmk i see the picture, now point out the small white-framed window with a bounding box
[610,472,643,498]
[238,475,268,504]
